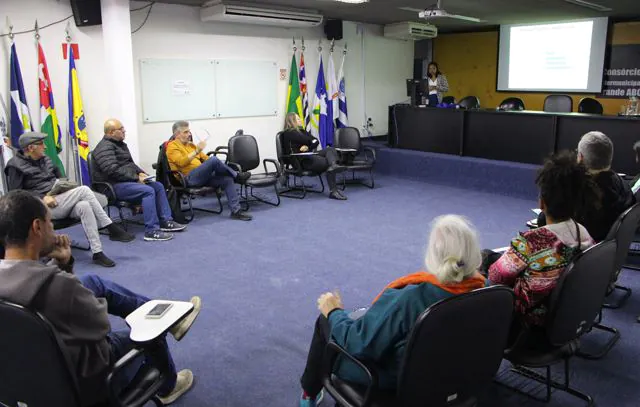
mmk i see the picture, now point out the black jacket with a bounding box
[583,171,636,242]
[92,137,144,183]
[281,128,319,155]
[4,152,60,197]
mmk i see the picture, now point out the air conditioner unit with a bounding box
[201,1,323,27]
[384,22,438,40]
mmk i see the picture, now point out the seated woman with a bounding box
[488,152,597,335]
[299,215,487,407]
[281,113,347,200]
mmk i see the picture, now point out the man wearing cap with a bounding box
[4,132,134,267]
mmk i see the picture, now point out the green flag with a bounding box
[38,43,65,176]
[285,54,303,120]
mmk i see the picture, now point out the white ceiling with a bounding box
[151,0,640,31]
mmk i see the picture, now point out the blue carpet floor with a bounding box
[63,174,640,407]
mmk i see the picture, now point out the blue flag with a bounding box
[68,46,91,185]
[9,44,33,149]
[312,57,333,148]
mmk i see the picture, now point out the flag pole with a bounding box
[66,24,82,184]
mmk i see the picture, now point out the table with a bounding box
[125,300,194,343]
[389,105,640,174]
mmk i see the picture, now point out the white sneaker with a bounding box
[157,369,194,405]
[170,296,201,341]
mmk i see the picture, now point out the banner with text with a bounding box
[599,44,640,99]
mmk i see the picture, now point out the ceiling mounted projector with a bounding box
[417,0,483,23]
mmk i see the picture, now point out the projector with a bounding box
[418,9,449,18]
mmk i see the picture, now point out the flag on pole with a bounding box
[9,43,33,149]
[312,56,333,148]
[0,95,14,194]
[327,52,339,132]
[337,53,348,128]
[299,51,311,130]
[68,45,91,185]
[285,54,303,121]
[38,43,66,176]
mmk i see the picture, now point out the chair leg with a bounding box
[603,285,632,309]
[247,185,281,207]
[118,207,128,231]
[576,322,620,360]
[190,193,224,216]
[496,359,593,406]
[70,239,91,251]
[181,194,195,223]
[278,175,323,199]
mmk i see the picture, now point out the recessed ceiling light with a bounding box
[334,0,370,4]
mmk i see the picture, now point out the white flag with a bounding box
[337,53,348,128]
[0,95,15,194]
[327,52,339,122]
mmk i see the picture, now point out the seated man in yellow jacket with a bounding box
[166,121,252,221]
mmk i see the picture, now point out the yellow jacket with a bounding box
[166,140,209,175]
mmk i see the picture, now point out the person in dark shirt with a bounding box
[537,131,635,241]
[281,113,347,200]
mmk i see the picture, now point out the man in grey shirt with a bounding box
[0,190,201,405]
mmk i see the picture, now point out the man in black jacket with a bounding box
[93,119,186,241]
[5,132,133,267]
[537,131,635,241]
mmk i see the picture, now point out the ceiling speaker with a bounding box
[70,0,102,27]
[324,19,343,41]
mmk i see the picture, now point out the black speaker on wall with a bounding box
[324,19,343,41]
[70,0,102,27]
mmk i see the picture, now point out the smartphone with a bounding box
[145,303,173,319]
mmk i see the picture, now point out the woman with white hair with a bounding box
[298,215,487,407]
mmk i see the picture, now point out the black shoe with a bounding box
[160,220,187,232]
[106,223,135,242]
[231,211,253,221]
[144,230,174,241]
[235,171,251,183]
[329,190,347,200]
[93,252,116,267]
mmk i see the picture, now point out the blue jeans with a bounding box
[427,93,439,106]
[79,274,177,397]
[113,181,173,233]
[185,156,241,213]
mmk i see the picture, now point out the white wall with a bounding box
[1,0,107,175]
[2,0,414,172]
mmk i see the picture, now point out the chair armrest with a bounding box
[169,171,188,188]
[152,163,158,170]
[227,161,243,172]
[208,149,228,160]
[363,146,376,163]
[263,158,281,175]
[91,181,117,203]
[107,347,165,407]
[322,341,378,407]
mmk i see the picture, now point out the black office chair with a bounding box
[222,134,280,210]
[498,97,525,111]
[578,97,604,115]
[458,96,480,109]
[334,127,376,189]
[543,95,573,112]
[155,142,223,222]
[323,286,515,407]
[0,299,165,407]
[442,96,456,104]
[87,152,142,231]
[498,240,617,405]
[275,131,325,199]
[602,203,640,309]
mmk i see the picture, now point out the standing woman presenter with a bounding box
[425,61,449,106]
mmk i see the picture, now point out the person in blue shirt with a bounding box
[298,215,488,407]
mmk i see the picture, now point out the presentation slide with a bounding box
[497,18,608,93]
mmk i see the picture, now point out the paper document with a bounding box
[531,208,542,215]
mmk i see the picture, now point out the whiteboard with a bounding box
[214,60,278,119]
[140,59,217,123]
